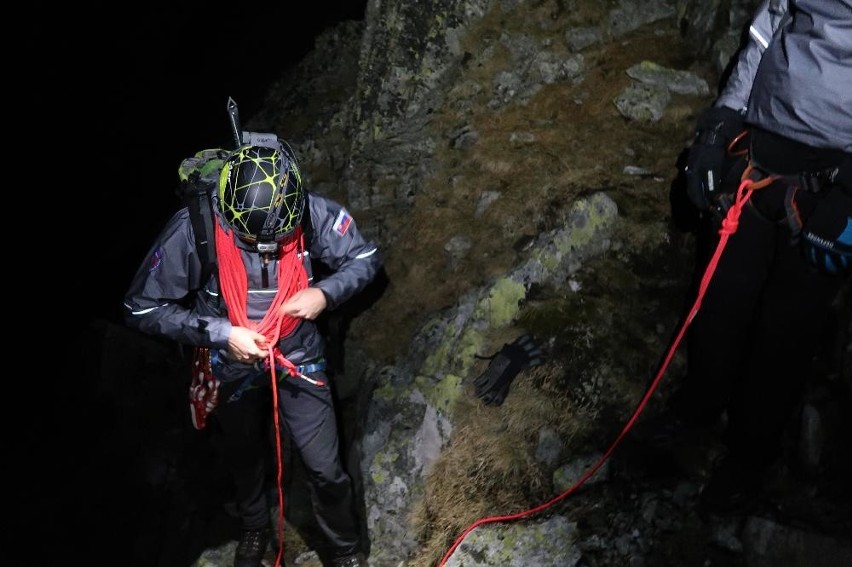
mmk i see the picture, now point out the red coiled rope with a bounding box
[215,222,308,566]
[215,223,307,339]
[438,172,774,566]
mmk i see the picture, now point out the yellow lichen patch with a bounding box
[474,277,526,329]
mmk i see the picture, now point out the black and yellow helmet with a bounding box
[217,143,304,243]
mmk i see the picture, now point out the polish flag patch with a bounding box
[332,209,353,236]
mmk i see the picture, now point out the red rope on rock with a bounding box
[438,175,767,566]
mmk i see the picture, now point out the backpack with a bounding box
[175,132,313,289]
[178,148,229,288]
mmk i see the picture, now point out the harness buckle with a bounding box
[799,167,839,193]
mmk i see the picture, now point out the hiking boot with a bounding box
[698,455,763,517]
[234,527,270,567]
[331,552,368,567]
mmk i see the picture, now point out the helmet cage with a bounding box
[217,143,304,245]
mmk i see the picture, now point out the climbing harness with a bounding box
[226,358,327,403]
[438,166,777,567]
[188,350,325,429]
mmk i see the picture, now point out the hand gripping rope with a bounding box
[437,169,776,566]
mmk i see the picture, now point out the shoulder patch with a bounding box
[332,209,353,236]
[149,247,163,272]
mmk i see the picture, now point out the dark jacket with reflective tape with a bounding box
[715,0,852,153]
[123,192,382,382]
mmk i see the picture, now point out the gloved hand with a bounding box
[684,106,745,212]
[800,186,852,275]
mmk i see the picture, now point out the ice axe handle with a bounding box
[227,97,242,148]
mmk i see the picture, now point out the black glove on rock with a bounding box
[685,106,745,211]
[474,334,544,406]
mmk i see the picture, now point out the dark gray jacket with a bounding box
[716,0,852,152]
[123,192,382,381]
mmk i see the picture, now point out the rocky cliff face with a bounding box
[70,1,850,566]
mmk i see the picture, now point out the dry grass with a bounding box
[351,11,711,365]
[343,3,718,565]
[406,363,592,565]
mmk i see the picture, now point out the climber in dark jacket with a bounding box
[124,141,380,567]
[669,0,851,515]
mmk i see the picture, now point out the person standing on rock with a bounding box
[664,0,851,515]
[124,139,380,567]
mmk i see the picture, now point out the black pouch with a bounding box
[796,188,852,275]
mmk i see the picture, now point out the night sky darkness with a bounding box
[52,3,368,328]
[23,6,365,560]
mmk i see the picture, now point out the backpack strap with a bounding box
[301,191,313,247]
[185,176,218,286]
[178,149,229,290]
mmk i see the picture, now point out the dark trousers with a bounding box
[210,370,360,556]
[674,182,850,468]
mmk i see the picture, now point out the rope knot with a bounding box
[719,215,739,235]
